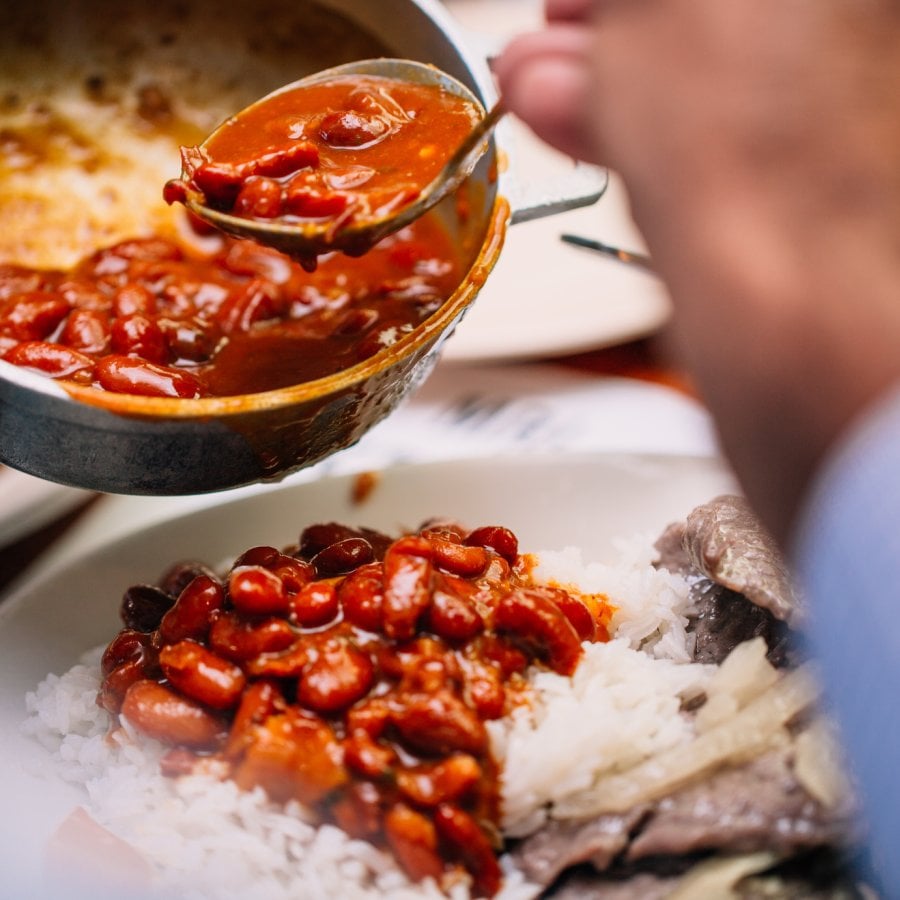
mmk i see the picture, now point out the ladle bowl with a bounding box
[181,58,505,262]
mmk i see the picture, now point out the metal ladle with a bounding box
[177,58,505,263]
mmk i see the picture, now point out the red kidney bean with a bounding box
[310,537,374,577]
[98,658,147,714]
[283,184,350,220]
[428,538,489,577]
[59,308,109,353]
[253,140,319,178]
[0,291,70,340]
[157,561,219,599]
[464,525,519,564]
[330,780,383,840]
[383,538,433,640]
[159,641,246,710]
[121,583,176,633]
[337,563,384,633]
[345,696,391,739]
[289,581,339,628]
[298,522,366,559]
[0,264,46,299]
[218,279,283,335]
[233,708,347,805]
[297,639,375,714]
[121,680,226,749]
[228,565,290,616]
[395,754,481,808]
[434,803,502,898]
[159,574,224,643]
[94,355,206,398]
[209,610,296,662]
[546,589,596,642]
[343,728,397,780]
[94,238,183,265]
[232,545,283,569]
[244,640,309,678]
[233,177,283,219]
[112,284,157,318]
[462,660,505,720]
[189,162,244,209]
[471,634,528,678]
[161,317,217,363]
[495,587,583,676]
[101,629,148,676]
[319,109,391,148]
[383,803,444,884]
[427,588,484,643]
[109,313,168,363]
[224,679,287,759]
[3,341,94,378]
[391,689,487,756]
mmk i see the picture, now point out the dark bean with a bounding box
[157,561,218,599]
[120,584,175,633]
[311,537,374,577]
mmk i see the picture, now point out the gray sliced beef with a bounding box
[514,749,856,893]
[626,748,857,861]
[654,496,798,665]
[681,495,800,625]
[511,807,647,887]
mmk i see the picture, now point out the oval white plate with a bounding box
[0,452,737,897]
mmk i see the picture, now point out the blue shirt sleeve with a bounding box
[793,383,900,894]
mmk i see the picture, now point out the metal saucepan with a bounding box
[0,0,606,495]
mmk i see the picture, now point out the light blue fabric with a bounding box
[794,383,900,897]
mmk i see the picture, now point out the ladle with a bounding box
[175,59,505,262]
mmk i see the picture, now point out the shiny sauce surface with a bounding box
[0,215,463,398]
[98,521,612,896]
[165,74,481,241]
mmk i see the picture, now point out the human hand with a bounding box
[496,0,900,543]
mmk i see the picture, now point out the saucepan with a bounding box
[0,0,607,495]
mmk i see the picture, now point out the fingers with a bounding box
[493,25,602,163]
[546,0,592,22]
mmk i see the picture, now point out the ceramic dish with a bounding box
[0,452,737,897]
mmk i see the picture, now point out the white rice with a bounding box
[22,535,713,900]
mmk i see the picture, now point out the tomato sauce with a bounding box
[0,213,463,399]
[164,74,481,243]
[98,520,612,895]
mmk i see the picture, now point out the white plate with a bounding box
[0,467,91,547]
[0,452,737,898]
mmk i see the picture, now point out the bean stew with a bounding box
[0,213,462,399]
[163,73,481,264]
[98,520,613,896]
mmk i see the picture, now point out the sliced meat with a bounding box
[627,748,858,861]
[682,495,800,624]
[510,807,647,889]
[689,580,793,667]
[652,521,693,576]
[654,496,799,665]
